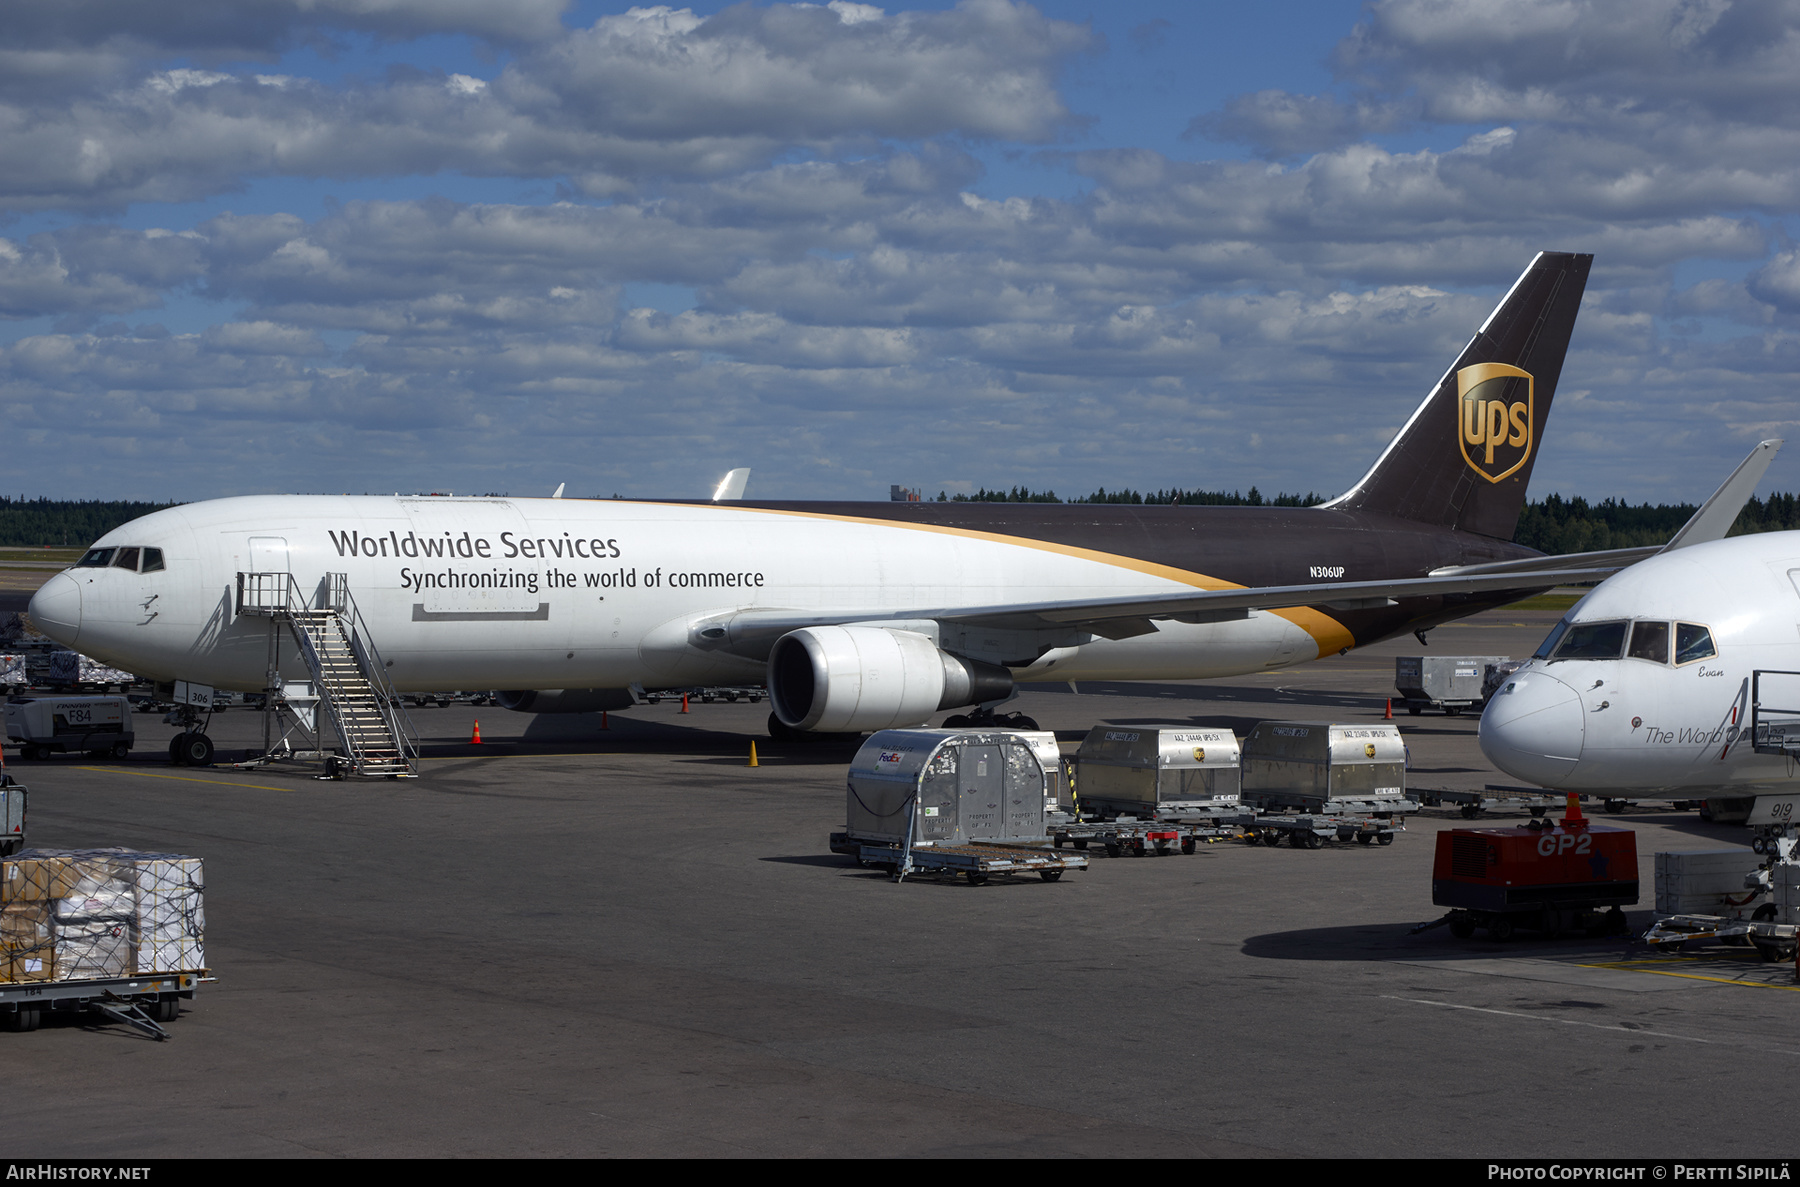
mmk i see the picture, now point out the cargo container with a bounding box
[845,729,1049,847]
[1394,655,1512,715]
[1239,721,1408,813]
[1072,726,1241,817]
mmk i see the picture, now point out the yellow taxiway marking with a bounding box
[74,766,295,792]
[1576,958,1800,991]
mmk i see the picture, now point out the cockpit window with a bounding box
[1533,618,1572,659]
[1552,620,1628,660]
[1628,621,1669,664]
[75,548,114,568]
[112,547,140,571]
[1675,622,1716,666]
[141,547,164,573]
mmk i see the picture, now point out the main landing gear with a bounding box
[941,707,1040,731]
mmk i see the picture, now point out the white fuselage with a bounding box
[1481,532,1800,797]
[28,495,1332,693]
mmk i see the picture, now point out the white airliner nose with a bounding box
[28,573,81,647]
[1480,668,1584,786]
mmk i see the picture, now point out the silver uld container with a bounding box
[1240,721,1406,806]
[846,729,1049,846]
[1074,727,1241,814]
[1394,656,1510,708]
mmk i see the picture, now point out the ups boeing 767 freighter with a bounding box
[27,251,1731,769]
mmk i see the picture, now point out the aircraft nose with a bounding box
[28,573,81,646]
[1480,668,1584,786]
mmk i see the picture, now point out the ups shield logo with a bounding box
[1457,362,1534,483]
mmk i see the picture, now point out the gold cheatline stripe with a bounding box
[635,502,1356,658]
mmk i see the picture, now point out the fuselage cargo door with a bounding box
[249,536,289,575]
[399,499,540,617]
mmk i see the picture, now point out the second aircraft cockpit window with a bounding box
[1538,617,1717,666]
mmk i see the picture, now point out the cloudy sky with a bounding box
[4,0,1799,505]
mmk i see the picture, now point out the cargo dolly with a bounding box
[1232,809,1406,849]
[1414,785,1562,819]
[0,969,206,1040]
[830,832,1087,884]
[1047,812,1240,857]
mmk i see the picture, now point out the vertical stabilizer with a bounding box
[1324,252,1592,539]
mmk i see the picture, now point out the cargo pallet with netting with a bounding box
[2,848,208,1040]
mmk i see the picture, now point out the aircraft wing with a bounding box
[717,562,1631,649]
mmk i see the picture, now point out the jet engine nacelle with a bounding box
[767,625,1014,733]
[495,688,636,714]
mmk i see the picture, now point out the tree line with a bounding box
[6,490,1800,554]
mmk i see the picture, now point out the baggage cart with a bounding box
[1072,727,1240,818]
[1394,655,1512,715]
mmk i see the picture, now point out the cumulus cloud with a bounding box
[0,1,1094,212]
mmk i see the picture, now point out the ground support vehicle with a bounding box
[1394,656,1513,716]
[1047,812,1239,856]
[0,969,203,1039]
[829,833,1086,884]
[3,695,133,760]
[1414,786,1562,819]
[1233,810,1405,849]
[1422,803,1638,940]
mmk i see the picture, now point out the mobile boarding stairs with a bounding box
[235,571,419,778]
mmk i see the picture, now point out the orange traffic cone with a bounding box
[471,720,483,745]
[1385,698,1393,720]
[747,741,759,768]
[681,694,689,714]
[601,711,609,730]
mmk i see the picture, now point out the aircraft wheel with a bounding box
[168,735,189,765]
[178,733,215,768]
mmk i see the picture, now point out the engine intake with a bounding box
[767,626,1013,733]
